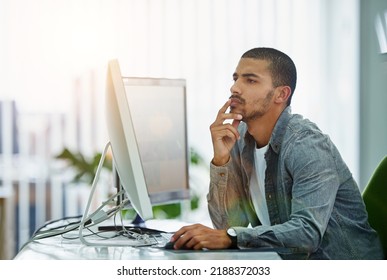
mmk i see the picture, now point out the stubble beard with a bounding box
[240,89,275,122]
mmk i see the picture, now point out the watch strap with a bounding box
[227,228,238,249]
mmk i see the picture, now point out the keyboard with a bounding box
[149,232,173,247]
[99,225,173,246]
[98,225,166,235]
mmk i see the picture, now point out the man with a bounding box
[170,47,384,259]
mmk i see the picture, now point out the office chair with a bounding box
[362,156,387,258]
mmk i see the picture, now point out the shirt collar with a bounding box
[242,106,292,154]
[269,106,292,154]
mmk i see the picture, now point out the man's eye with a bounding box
[247,79,256,84]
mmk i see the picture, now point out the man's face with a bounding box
[229,58,276,122]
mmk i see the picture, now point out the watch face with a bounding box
[227,228,237,237]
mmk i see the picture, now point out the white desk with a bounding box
[15,237,281,260]
[14,220,281,260]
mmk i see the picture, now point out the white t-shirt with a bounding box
[249,144,270,226]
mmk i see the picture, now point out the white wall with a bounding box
[0,0,360,180]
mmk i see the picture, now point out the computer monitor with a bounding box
[105,59,190,221]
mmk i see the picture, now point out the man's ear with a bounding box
[275,86,291,104]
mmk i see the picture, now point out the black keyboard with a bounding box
[98,225,167,235]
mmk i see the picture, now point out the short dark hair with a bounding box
[242,47,297,106]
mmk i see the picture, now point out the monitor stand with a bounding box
[77,142,159,246]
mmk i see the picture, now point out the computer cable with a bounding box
[31,215,83,237]
[110,209,158,245]
[28,189,125,242]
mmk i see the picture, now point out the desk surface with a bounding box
[15,237,281,260]
[14,220,281,260]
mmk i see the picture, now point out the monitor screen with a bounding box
[105,60,189,221]
[122,77,190,205]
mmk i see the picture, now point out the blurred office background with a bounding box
[0,0,386,259]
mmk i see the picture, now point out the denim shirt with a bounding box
[207,107,384,259]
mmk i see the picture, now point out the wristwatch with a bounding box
[226,228,238,249]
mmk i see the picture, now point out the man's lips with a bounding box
[229,96,244,107]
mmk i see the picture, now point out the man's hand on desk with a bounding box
[169,224,232,250]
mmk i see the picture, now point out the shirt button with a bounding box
[268,194,272,199]
[219,173,225,177]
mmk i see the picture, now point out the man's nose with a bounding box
[230,80,241,95]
